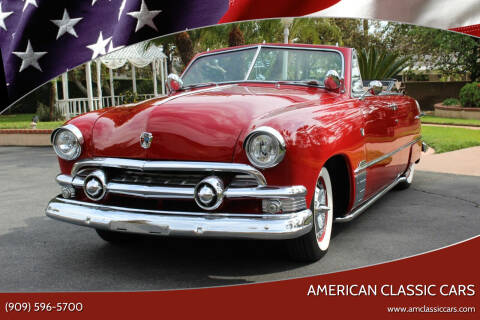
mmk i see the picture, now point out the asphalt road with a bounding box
[0,147,479,292]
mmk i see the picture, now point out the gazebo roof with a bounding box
[100,42,167,69]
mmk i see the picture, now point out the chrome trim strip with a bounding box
[245,45,262,80]
[422,142,428,152]
[335,175,407,223]
[225,185,307,199]
[108,183,194,199]
[355,137,421,173]
[71,158,267,186]
[45,197,312,240]
[56,173,306,200]
[353,170,367,207]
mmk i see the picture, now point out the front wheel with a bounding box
[287,167,334,262]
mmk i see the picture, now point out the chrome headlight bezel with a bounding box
[51,124,84,161]
[244,126,286,169]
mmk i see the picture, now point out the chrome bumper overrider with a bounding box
[46,197,313,240]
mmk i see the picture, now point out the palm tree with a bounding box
[358,47,409,80]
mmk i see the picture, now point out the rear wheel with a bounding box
[287,167,334,262]
[396,163,415,190]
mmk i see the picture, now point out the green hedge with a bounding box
[459,82,480,108]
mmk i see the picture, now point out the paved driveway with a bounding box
[0,147,479,292]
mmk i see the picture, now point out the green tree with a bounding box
[382,23,480,81]
[358,47,409,80]
[228,25,245,47]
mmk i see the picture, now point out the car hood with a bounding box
[91,84,337,161]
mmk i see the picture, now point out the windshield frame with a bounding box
[180,45,345,88]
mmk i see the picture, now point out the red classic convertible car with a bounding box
[46,44,423,261]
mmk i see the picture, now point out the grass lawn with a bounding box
[0,113,64,129]
[422,125,480,153]
[422,115,480,127]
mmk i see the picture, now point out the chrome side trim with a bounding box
[45,197,313,240]
[353,170,367,207]
[56,173,306,200]
[355,137,421,174]
[335,175,407,223]
[422,142,428,152]
[225,185,307,199]
[71,159,267,186]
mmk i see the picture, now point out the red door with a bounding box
[361,96,399,199]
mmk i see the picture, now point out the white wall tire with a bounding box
[287,167,334,262]
[396,163,415,190]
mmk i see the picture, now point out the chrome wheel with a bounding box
[396,162,415,190]
[314,167,333,251]
[406,163,415,184]
[287,168,333,262]
[286,166,334,261]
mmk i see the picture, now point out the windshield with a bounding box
[182,46,343,87]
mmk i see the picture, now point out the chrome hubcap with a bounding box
[314,179,329,242]
[407,163,415,184]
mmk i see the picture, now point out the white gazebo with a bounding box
[56,42,168,118]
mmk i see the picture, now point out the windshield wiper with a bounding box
[181,82,218,90]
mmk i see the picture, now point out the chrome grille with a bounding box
[77,169,259,188]
[229,174,259,188]
[110,171,205,187]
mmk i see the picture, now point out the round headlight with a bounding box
[52,124,83,161]
[244,127,286,169]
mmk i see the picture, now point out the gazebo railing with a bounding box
[57,94,164,118]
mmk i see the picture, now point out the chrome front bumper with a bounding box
[46,197,313,240]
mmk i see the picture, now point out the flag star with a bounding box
[22,0,37,12]
[107,41,124,53]
[0,3,13,31]
[51,9,83,40]
[118,0,126,21]
[91,0,111,6]
[127,0,161,32]
[87,31,111,59]
[12,40,47,72]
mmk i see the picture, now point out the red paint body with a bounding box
[58,44,421,216]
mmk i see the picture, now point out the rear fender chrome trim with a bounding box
[335,175,407,223]
[355,137,421,174]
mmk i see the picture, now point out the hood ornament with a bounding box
[140,132,153,149]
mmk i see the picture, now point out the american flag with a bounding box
[0,0,478,113]
[0,0,230,111]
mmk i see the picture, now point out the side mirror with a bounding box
[324,70,342,92]
[368,80,383,95]
[167,74,183,93]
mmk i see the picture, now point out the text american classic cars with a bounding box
[46,44,423,261]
